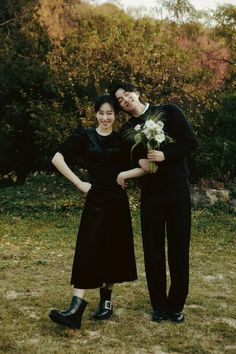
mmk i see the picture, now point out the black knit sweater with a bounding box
[119,103,198,193]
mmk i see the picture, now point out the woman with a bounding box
[49,95,146,329]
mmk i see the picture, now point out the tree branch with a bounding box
[0,18,15,27]
[0,7,31,28]
[222,58,236,65]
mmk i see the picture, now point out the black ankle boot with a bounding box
[92,287,113,320]
[49,296,88,329]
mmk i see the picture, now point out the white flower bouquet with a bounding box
[132,112,172,173]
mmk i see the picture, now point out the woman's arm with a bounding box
[52,152,91,193]
[117,167,147,189]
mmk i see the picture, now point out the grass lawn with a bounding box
[0,173,235,353]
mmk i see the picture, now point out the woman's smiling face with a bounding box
[96,103,115,130]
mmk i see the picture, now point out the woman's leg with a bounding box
[92,283,113,320]
[49,288,88,329]
[73,288,85,299]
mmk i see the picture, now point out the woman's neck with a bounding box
[96,127,113,136]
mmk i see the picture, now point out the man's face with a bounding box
[115,88,140,113]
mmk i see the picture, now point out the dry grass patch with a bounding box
[0,177,235,353]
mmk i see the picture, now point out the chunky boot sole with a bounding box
[49,297,88,329]
[49,310,82,329]
[92,309,113,321]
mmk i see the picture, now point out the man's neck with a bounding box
[131,103,149,117]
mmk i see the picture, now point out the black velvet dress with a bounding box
[57,126,137,289]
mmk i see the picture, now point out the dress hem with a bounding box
[71,276,138,289]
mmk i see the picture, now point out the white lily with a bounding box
[134,124,141,131]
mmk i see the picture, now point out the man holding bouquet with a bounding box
[110,81,198,323]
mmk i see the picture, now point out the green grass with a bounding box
[0,173,236,353]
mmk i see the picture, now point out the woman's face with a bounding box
[96,103,115,130]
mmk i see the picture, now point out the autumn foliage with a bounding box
[0,0,235,183]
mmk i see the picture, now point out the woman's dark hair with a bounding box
[94,94,119,114]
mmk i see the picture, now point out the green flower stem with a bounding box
[147,141,159,173]
[148,161,158,173]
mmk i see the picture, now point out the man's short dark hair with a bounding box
[109,81,141,102]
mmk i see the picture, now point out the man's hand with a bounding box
[117,172,128,189]
[147,150,165,162]
[76,181,92,194]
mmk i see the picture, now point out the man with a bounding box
[110,81,198,323]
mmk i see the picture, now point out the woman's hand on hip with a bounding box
[76,181,92,194]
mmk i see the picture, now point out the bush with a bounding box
[191,92,236,184]
[0,1,235,184]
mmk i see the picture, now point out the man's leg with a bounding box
[141,193,167,313]
[166,187,191,315]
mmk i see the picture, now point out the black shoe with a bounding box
[92,300,113,320]
[92,287,113,320]
[168,311,184,323]
[152,310,167,322]
[49,296,88,329]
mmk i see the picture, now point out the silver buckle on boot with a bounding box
[104,300,112,310]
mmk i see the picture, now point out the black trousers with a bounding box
[140,185,191,313]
